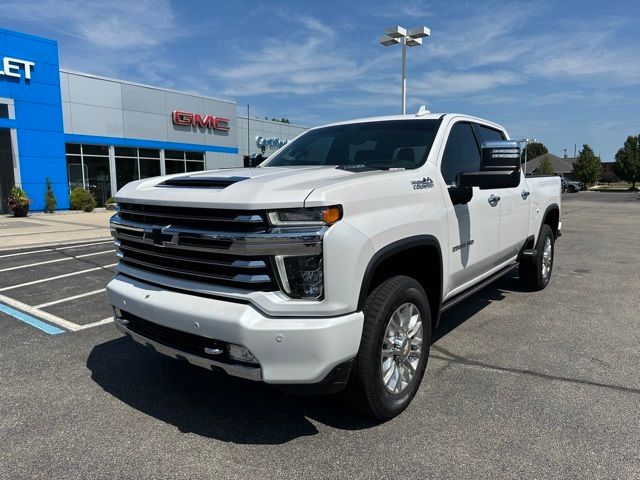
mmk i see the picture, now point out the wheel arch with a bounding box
[358,235,443,328]
[541,203,560,240]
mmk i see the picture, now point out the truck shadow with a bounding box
[87,338,378,445]
[433,271,525,342]
[87,272,524,444]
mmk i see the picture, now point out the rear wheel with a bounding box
[519,224,555,291]
[345,275,431,419]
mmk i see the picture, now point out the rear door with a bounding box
[473,123,530,261]
[439,121,501,297]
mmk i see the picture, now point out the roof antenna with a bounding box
[416,105,430,117]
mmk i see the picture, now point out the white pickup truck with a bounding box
[107,112,561,419]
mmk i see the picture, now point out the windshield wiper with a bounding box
[336,164,390,172]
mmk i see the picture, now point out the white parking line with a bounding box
[0,264,117,292]
[74,317,113,330]
[0,293,84,331]
[35,288,106,308]
[0,240,113,259]
[0,249,115,272]
[0,257,70,272]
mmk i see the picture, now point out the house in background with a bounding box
[526,153,575,178]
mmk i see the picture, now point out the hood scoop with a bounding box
[159,175,249,188]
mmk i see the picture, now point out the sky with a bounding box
[2,0,639,161]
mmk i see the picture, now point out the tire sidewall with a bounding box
[537,225,554,287]
[364,278,431,418]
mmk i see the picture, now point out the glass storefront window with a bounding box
[65,144,110,207]
[83,155,111,206]
[140,158,161,178]
[186,161,204,172]
[115,157,138,191]
[165,159,185,174]
[164,150,205,174]
[65,145,205,203]
[115,147,160,189]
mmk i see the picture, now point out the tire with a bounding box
[519,224,555,291]
[344,275,431,420]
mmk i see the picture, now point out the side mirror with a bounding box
[448,186,473,205]
[457,141,521,189]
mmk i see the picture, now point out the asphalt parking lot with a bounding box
[1,191,639,479]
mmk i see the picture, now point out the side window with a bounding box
[440,122,481,186]
[476,124,506,144]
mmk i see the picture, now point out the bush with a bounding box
[69,187,96,212]
[44,177,57,213]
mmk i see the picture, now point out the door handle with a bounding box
[488,194,501,206]
[521,190,530,199]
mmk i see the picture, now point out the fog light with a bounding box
[114,307,122,318]
[228,344,258,364]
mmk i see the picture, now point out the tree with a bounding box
[572,144,602,186]
[521,142,548,162]
[614,134,640,190]
[44,177,57,213]
[536,154,555,175]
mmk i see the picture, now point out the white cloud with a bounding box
[209,15,379,97]
[1,0,179,49]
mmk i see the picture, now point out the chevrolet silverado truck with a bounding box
[107,112,561,419]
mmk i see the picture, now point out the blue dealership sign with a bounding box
[0,28,68,210]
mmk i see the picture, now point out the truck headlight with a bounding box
[267,205,342,227]
[274,254,323,299]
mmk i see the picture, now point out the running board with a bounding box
[441,263,518,313]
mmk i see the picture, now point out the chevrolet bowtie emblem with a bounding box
[143,226,177,247]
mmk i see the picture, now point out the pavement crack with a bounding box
[430,345,640,396]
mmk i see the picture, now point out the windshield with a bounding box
[263,119,441,169]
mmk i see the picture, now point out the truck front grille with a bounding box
[111,204,278,291]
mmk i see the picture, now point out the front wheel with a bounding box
[344,275,431,419]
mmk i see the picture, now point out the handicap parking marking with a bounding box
[0,240,119,335]
[0,302,65,335]
[0,292,113,333]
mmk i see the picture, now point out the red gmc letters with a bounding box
[172,111,230,131]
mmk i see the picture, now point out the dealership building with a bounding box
[0,28,306,212]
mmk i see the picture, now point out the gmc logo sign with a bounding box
[172,111,230,131]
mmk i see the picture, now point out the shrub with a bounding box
[105,196,115,204]
[44,177,57,213]
[69,187,96,212]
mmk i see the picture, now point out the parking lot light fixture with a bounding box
[379,25,431,115]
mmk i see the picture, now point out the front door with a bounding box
[439,121,501,298]
[472,123,530,262]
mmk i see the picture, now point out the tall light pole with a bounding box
[380,26,430,114]
[518,138,537,175]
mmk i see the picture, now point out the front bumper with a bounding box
[106,274,364,384]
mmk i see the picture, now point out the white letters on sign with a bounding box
[0,57,36,80]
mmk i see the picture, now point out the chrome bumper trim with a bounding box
[114,316,262,381]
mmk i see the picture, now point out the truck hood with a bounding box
[114,166,384,209]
